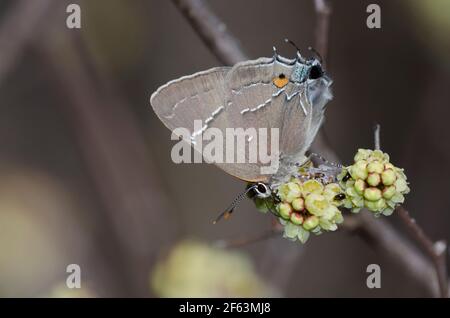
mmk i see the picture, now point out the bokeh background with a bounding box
[0,0,449,297]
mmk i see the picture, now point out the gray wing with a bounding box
[150,67,230,135]
[150,58,331,183]
[222,57,325,183]
[150,64,276,183]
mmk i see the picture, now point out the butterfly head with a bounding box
[290,54,327,84]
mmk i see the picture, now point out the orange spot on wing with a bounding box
[273,76,289,88]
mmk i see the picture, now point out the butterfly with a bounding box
[150,41,334,221]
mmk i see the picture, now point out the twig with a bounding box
[397,207,448,297]
[374,124,381,150]
[0,0,55,86]
[313,0,332,68]
[173,0,449,297]
[172,0,247,65]
[374,124,448,297]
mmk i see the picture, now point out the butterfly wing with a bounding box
[150,67,230,134]
[222,56,332,184]
[150,65,272,183]
[150,57,332,183]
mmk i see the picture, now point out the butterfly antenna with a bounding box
[272,46,278,57]
[308,46,323,64]
[213,185,258,224]
[284,38,300,52]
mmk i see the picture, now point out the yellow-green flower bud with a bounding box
[385,163,394,170]
[350,160,368,180]
[371,150,389,163]
[277,202,292,220]
[394,178,409,193]
[322,205,340,221]
[364,187,382,201]
[305,193,329,216]
[382,185,396,200]
[367,173,381,186]
[365,198,387,212]
[367,161,384,174]
[324,183,341,196]
[290,212,304,225]
[354,179,366,194]
[278,182,301,203]
[354,149,371,162]
[333,210,344,224]
[292,198,305,211]
[381,169,396,185]
[301,179,324,196]
[303,215,319,231]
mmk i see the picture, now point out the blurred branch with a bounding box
[313,0,331,68]
[397,207,448,297]
[172,0,247,65]
[375,125,448,297]
[0,0,55,86]
[36,31,179,296]
[173,0,449,297]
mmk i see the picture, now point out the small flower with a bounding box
[277,202,292,220]
[367,173,381,187]
[303,215,319,231]
[354,179,366,194]
[301,179,324,196]
[292,198,305,211]
[278,182,301,203]
[382,185,396,200]
[350,160,368,180]
[290,212,304,225]
[364,187,382,201]
[381,169,396,185]
[367,161,384,174]
[305,193,329,216]
[354,149,371,161]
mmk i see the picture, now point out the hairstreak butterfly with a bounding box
[150,40,334,221]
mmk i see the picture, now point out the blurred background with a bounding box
[0,0,449,297]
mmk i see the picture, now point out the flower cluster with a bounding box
[337,149,410,216]
[253,149,410,243]
[274,179,344,243]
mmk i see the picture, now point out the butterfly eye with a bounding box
[309,65,323,79]
[254,183,271,198]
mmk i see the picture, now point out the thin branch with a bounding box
[0,0,55,86]
[374,124,381,150]
[172,0,247,65]
[397,207,448,297]
[173,0,449,297]
[374,124,448,297]
[313,0,332,68]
